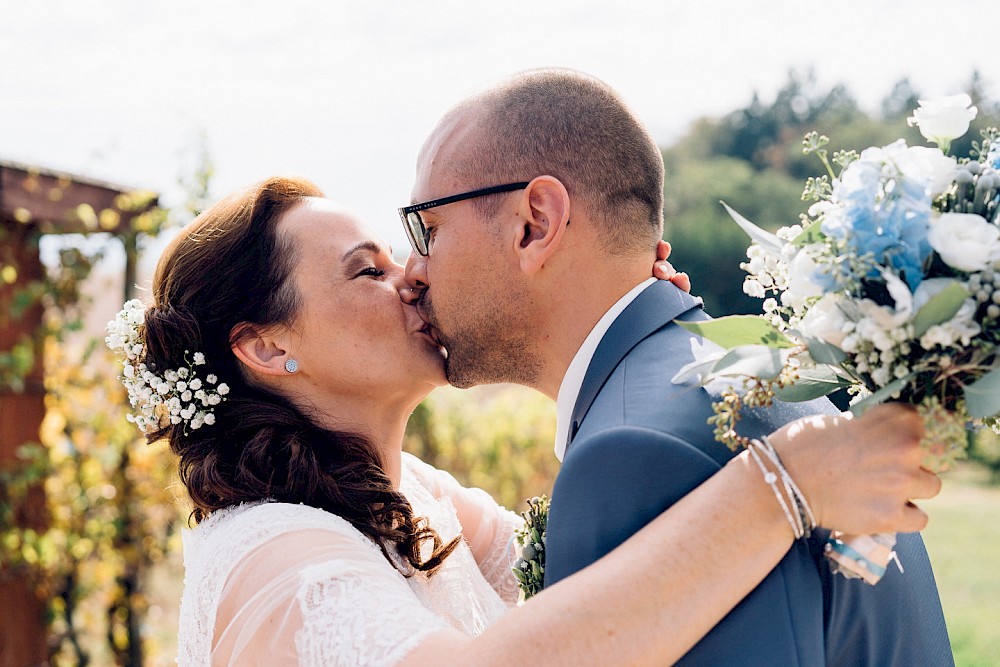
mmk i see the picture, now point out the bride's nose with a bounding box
[399,285,422,305]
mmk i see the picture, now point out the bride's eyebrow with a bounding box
[341,241,383,262]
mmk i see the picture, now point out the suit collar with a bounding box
[565,281,703,452]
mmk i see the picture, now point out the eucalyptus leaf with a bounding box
[801,335,847,365]
[703,345,789,382]
[849,375,913,416]
[964,366,1000,418]
[912,282,969,337]
[676,315,795,350]
[721,202,783,255]
[775,366,852,402]
[790,219,826,246]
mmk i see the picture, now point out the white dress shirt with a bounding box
[553,277,657,462]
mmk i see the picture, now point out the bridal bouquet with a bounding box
[676,95,999,583]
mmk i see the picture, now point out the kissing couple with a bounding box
[115,69,953,665]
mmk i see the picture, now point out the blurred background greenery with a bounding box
[2,73,998,665]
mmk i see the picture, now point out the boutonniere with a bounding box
[512,495,549,599]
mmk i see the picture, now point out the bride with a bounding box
[110,176,940,666]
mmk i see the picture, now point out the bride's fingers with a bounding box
[656,239,673,261]
[671,271,691,293]
[895,502,930,533]
[652,260,692,292]
[907,468,943,500]
[654,259,676,278]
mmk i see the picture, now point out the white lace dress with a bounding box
[177,453,522,666]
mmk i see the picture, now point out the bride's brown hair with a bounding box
[141,176,457,574]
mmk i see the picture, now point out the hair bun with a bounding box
[141,301,203,371]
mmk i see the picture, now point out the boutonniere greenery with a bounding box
[512,495,549,599]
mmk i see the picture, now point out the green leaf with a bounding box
[964,366,1000,418]
[720,202,783,255]
[912,282,968,337]
[775,366,852,402]
[704,345,789,382]
[791,219,825,246]
[849,375,913,416]
[801,335,847,365]
[676,315,795,349]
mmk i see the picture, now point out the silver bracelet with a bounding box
[748,439,804,539]
[758,436,816,538]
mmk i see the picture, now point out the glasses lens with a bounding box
[405,211,429,256]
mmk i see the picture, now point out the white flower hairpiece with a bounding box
[106,299,229,433]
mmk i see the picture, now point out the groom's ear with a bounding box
[230,323,292,377]
[513,176,571,274]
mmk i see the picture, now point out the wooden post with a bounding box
[0,220,48,667]
[0,161,158,666]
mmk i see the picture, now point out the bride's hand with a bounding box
[767,403,941,535]
[653,240,691,292]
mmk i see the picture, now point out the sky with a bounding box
[3,0,999,260]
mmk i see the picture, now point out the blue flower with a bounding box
[988,139,1000,170]
[822,158,933,291]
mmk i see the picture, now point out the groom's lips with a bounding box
[418,322,448,357]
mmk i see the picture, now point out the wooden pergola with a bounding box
[0,160,157,667]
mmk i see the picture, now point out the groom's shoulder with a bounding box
[577,324,731,464]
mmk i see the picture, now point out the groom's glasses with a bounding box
[399,182,530,256]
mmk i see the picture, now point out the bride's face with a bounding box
[277,198,447,406]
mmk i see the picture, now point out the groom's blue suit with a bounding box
[544,280,953,666]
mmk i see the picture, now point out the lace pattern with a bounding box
[177,454,517,666]
[476,508,523,604]
[177,501,382,666]
[399,460,511,635]
[294,559,449,667]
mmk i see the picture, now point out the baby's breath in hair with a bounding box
[106,299,229,433]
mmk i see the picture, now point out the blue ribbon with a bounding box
[825,537,887,579]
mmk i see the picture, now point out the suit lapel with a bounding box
[566,281,704,451]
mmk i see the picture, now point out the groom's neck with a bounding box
[531,256,653,400]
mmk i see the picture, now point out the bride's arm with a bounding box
[402,403,939,667]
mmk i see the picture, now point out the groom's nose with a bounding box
[404,251,429,290]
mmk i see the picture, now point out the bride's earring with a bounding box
[284,358,299,373]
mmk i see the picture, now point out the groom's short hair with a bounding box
[453,69,664,255]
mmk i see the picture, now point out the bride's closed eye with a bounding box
[356,266,386,278]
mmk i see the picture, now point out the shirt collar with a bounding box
[553,277,657,462]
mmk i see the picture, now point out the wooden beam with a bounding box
[1,162,157,236]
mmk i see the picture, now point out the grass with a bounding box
[921,462,1000,667]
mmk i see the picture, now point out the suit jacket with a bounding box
[544,280,953,666]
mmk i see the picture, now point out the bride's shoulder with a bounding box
[401,452,454,485]
[188,501,371,555]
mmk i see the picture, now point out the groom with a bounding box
[401,69,952,665]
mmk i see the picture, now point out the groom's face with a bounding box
[403,114,542,389]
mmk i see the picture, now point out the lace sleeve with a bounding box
[403,454,523,604]
[212,527,452,667]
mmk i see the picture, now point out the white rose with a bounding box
[928,212,1000,272]
[907,94,978,147]
[896,146,958,197]
[799,293,852,347]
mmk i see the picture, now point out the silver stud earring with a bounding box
[284,358,299,373]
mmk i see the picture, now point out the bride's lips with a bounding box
[417,322,448,357]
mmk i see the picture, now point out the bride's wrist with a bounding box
[729,450,798,544]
